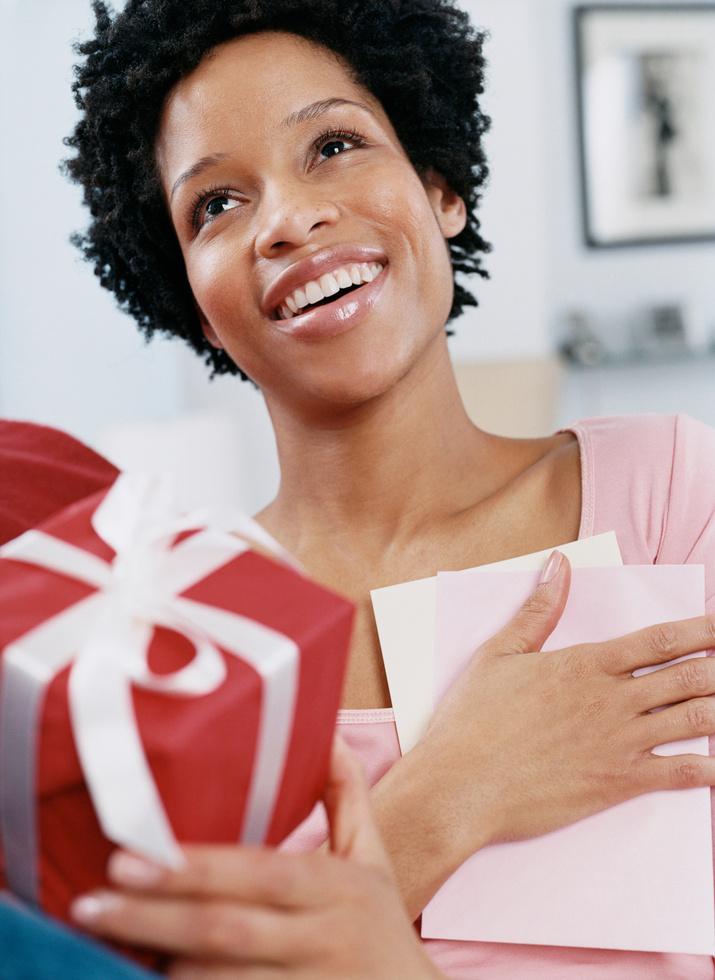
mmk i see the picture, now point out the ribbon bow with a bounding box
[0,474,299,904]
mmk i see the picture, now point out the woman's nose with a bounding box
[254,180,340,256]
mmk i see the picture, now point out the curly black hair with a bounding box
[65,0,491,378]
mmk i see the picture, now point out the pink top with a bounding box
[283,414,715,979]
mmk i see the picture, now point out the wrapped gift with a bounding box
[0,473,354,935]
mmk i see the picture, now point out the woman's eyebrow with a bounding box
[170,152,230,202]
[283,97,376,128]
[169,99,375,202]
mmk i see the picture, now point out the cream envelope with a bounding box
[421,565,714,955]
[371,533,622,754]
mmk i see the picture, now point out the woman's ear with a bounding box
[423,170,467,239]
[195,303,223,349]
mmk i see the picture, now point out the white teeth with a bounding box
[336,268,353,289]
[305,281,323,305]
[277,262,384,319]
[319,273,340,297]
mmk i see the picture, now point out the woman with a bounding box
[65,1,715,977]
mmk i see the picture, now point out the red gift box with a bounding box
[0,474,354,935]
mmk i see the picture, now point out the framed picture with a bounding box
[575,4,715,247]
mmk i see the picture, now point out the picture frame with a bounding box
[575,4,715,247]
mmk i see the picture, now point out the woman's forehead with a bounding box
[162,31,377,130]
[156,31,388,181]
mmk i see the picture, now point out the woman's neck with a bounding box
[258,345,497,557]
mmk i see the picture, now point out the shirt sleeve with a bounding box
[659,413,715,611]
[572,413,715,611]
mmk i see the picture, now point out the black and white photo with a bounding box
[576,5,715,246]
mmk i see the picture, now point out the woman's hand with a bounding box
[71,737,445,980]
[372,551,715,919]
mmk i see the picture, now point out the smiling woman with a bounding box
[65,0,490,381]
[155,30,465,405]
[60,2,715,979]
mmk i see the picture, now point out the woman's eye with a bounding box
[310,129,366,167]
[204,196,240,219]
[319,139,352,160]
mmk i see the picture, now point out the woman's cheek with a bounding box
[358,168,422,229]
[187,251,245,333]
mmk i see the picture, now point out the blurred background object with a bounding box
[453,357,566,438]
[0,892,159,980]
[575,5,715,246]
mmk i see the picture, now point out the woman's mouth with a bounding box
[275,262,384,320]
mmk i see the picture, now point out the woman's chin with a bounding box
[262,362,408,417]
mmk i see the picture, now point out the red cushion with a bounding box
[0,421,118,545]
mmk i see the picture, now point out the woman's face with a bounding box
[156,31,466,411]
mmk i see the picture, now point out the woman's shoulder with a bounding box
[566,411,714,457]
[566,414,715,594]
[566,413,715,501]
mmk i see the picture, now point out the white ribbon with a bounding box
[0,474,300,904]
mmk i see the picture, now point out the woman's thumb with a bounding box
[488,550,571,657]
[322,735,395,875]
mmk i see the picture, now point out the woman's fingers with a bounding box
[481,547,715,680]
[638,695,715,753]
[73,845,443,979]
[74,890,314,962]
[167,962,283,980]
[639,751,715,793]
[478,550,571,658]
[629,652,715,712]
[104,846,334,909]
[323,734,393,873]
[70,739,441,979]
[168,964,267,980]
[595,615,715,676]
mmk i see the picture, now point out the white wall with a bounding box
[0,0,184,446]
[447,0,552,361]
[0,0,713,510]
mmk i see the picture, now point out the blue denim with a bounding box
[0,892,161,979]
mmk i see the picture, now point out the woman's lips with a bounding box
[272,263,387,340]
[261,246,387,320]
[276,262,384,320]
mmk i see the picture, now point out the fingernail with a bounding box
[108,851,166,888]
[70,891,121,924]
[540,550,564,584]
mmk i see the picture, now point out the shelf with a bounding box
[563,347,715,371]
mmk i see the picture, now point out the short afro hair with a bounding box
[65,0,491,378]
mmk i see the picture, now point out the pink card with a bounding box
[422,565,714,955]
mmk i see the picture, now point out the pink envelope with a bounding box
[422,565,714,955]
